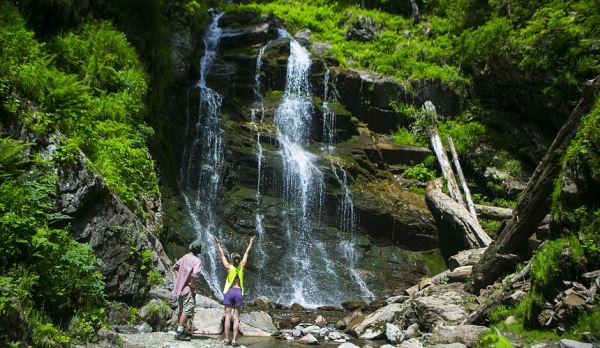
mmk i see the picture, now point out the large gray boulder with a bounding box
[351,303,406,339]
[427,325,490,347]
[239,311,277,336]
[192,307,223,335]
[411,284,476,331]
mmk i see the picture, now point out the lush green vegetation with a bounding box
[0,0,169,344]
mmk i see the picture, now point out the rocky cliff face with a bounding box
[156,10,454,303]
[47,134,171,302]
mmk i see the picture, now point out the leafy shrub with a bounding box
[479,330,514,348]
[402,163,436,182]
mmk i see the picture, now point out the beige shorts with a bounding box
[178,291,196,317]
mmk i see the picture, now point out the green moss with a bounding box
[419,249,446,275]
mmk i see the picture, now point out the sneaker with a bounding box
[175,331,191,341]
[231,341,240,347]
[223,339,231,346]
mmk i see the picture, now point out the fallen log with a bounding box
[470,76,600,292]
[448,136,477,219]
[426,179,492,254]
[475,204,551,224]
[425,101,464,206]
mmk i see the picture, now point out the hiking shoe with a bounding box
[231,341,240,347]
[174,331,191,341]
[222,339,231,346]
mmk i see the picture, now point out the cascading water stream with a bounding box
[180,11,226,299]
[322,63,375,300]
[251,44,268,295]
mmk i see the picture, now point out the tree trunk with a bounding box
[410,0,420,23]
[426,179,492,254]
[448,136,477,219]
[425,101,464,205]
[469,76,600,292]
[475,204,551,224]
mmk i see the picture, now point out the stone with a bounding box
[345,15,380,42]
[560,339,593,348]
[351,303,406,339]
[254,295,272,309]
[292,303,305,311]
[447,266,473,282]
[293,329,302,337]
[239,311,277,336]
[504,316,516,325]
[447,248,487,269]
[313,42,332,56]
[412,285,475,330]
[299,333,319,345]
[405,323,421,339]
[385,323,405,344]
[428,325,490,347]
[399,339,425,348]
[328,331,343,340]
[318,327,330,338]
[380,345,397,348]
[337,343,359,348]
[294,29,311,48]
[315,315,327,327]
[430,344,467,348]
[196,294,222,309]
[138,322,153,333]
[192,307,223,335]
[302,325,322,335]
[342,299,368,311]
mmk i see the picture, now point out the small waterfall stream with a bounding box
[251,44,268,296]
[181,11,226,299]
[322,64,375,300]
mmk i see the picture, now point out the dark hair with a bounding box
[189,240,202,254]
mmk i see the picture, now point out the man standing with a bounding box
[172,240,202,341]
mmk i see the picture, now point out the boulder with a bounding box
[399,338,425,348]
[428,325,490,346]
[192,307,223,335]
[315,315,327,327]
[351,303,406,339]
[196,294,222,309]
[447,248,487,269]
[328,331,343,340]
[342,299,368,312]
[294,29,311,48]
[560,339,594,348]
[292,303,305,311]
[412,285,475,330]
[430,344,468,348]
[239,311,277,336]
[299,333,319,345]
[385,323,405,344]
[254,295,272,309]
[302,325,322,335]
[345,15,380,42]
[404,323,421,339]
[337,343,359,348]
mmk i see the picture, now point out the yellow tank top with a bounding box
[223,265,244,295]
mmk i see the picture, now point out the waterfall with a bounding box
[323,63,375,301]
[181,11,226,299]
[252,44,268,295]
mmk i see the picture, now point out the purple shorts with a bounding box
[223,287,243,308]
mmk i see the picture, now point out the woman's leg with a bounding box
[224,305,232,342]
[232,306,240,343]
